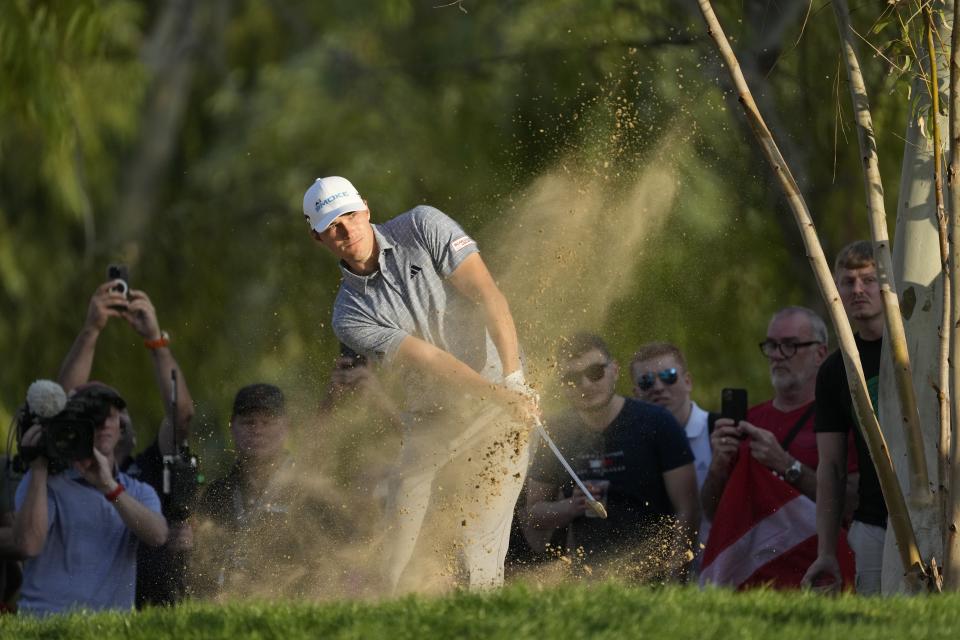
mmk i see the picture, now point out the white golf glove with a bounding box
[503,370,539,405]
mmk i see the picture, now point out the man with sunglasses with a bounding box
[631,343,712,491]
[524,333,699,580]
[631,343,713,566]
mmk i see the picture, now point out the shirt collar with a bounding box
[684,401,708,439]
[339,224,393,294]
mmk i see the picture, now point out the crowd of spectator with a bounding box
[0,238,893,614]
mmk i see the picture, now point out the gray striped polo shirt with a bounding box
[332,206,501,409]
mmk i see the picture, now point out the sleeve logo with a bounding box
[451,236,476,252]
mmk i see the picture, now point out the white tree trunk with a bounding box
[880,49,952,592]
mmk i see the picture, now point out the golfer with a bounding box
[301,176,537,592]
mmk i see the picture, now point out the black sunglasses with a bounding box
[758,340,822,359]
[636,367,679,391]
[560,362,609,386]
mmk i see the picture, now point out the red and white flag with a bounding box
[700,451,855,590]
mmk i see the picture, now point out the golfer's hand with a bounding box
[501,370,540,424]
[801,554,842,593]
[740,421,792,474]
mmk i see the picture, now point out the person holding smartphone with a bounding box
[697,307,859,590]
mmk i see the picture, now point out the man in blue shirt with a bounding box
[12,384,168,615]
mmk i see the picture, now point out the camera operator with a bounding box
[0,458,23,613]
[58,279,196,607]
[12,385,168,615]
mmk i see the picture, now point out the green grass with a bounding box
[3,583,960,639]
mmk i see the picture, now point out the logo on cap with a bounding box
[316,191,351,213]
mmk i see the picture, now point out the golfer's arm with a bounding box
[396,334,516,406]
[525,479,576,530]
[814,432,847,559]
[448,253,522,376]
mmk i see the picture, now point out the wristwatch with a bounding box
[784,459,803,484]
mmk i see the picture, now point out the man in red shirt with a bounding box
[701,306,859,521]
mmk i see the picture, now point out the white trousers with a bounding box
[382,404,530,593]
[848,520,885,595]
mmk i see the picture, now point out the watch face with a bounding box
[785,461,801,482]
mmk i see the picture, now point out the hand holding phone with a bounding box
[106,264,130,311]
[721,388,748,425]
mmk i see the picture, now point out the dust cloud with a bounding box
[189,106,694,603]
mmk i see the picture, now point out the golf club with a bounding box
[533,416,608,519]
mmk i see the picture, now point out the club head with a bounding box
[588,500,608,519]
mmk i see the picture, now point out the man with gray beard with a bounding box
[701,307,859,521]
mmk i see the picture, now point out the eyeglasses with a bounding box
[758,340,822,359]
[635,368,679,391]
[560,362,609,386]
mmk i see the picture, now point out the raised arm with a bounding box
[447,253,522,377]
[58,282,127,391]
[124,290,195,454]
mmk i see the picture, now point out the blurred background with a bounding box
[0,0,905,474]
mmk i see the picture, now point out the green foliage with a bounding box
[0,1,917,468]
[3,583,960,639]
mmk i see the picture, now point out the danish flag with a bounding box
[700,451,855,590]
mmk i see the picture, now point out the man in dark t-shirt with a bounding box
[524,333,698,581]
[804,240,887,595]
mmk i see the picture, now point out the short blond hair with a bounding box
[630,342,687,375]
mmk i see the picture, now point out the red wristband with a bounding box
[144,331,170,350]
[105,483,125,503]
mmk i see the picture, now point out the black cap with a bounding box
[231,383,285,417]
[73,382,127,410]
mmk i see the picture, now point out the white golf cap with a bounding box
[302,176,365,232]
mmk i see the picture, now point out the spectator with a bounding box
[192,384,296,594]
[319,344,402,510]
[698,307,858,589]
[630,343,712,491]
[701,307,858,517]
[0,458,23,613]
[804,241,888,594]
[524,333,699,581]
[12,384,168,615]
[57,280,196,607]
[631,342,714,565]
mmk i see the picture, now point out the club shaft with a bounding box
[534,418,601,507]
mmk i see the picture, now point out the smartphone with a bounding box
[338,343,368,369]
[106,264,130,298]
[721,388,748,424]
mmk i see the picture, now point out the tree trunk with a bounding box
[879,6,953,593]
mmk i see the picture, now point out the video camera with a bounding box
[12,380,121,474]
